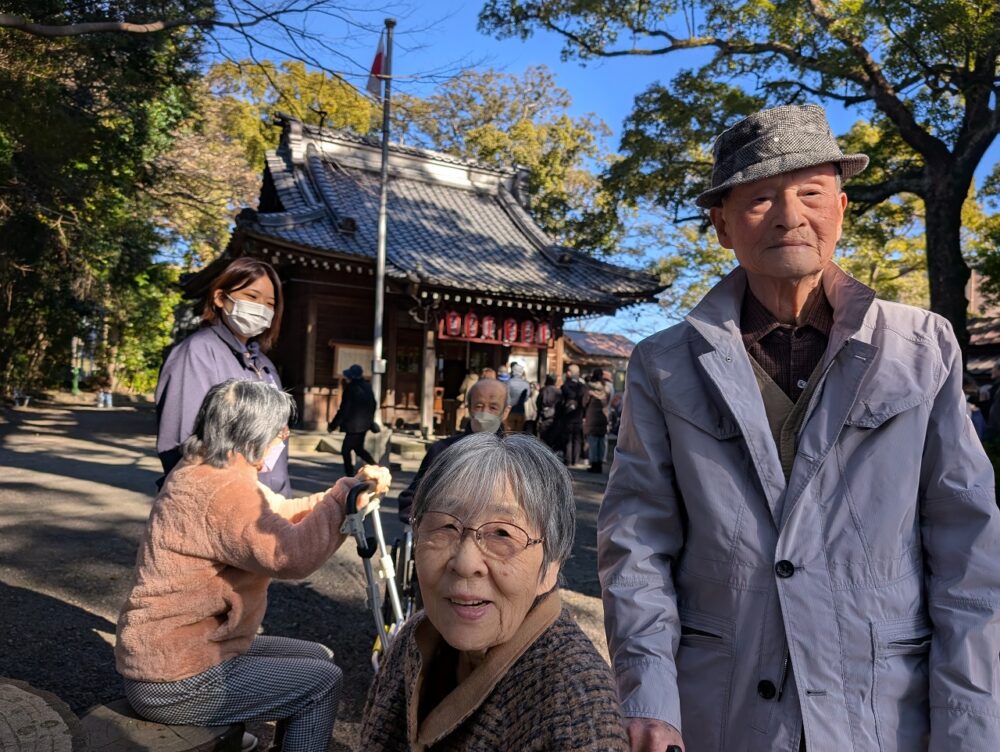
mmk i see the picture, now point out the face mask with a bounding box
[224,294,274,338]
[470,411,502,434]
[260,440,285,473]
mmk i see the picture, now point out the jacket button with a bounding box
[757,679,777,700]
[775,560,795,578]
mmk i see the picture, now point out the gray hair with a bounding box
[410,432,575,572]
[181,379,295,467]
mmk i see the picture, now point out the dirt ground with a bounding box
[0,398,610,750]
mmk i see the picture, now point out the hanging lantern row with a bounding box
[440,310,553,346]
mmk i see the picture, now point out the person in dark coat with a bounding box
[328,364,377,476]
[583,368,610,474]
[536,374,562,451]
[559,364,586,466]
[396,378,509,523]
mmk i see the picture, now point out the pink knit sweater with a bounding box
[115,456,348,682]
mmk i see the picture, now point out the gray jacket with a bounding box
[155,322,290,495]
[598,264,1000,751]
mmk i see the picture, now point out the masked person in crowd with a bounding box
[155,257,290,495]
[327,364,378,477]
[396,377,509,523]
[118,379,391,752]
[599,104,1000,752]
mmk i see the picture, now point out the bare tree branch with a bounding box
[846,172,926,208]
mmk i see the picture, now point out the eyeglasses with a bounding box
[414,510,543,560]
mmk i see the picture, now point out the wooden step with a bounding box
[79,698,243,752]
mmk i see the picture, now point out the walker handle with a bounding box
[345,480,376,515]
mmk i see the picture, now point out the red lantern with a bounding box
[446,310,462,337]
[464,312,479,338]
[537,321,551,345]
[520,320,535,344]
[503,318,518,342]
[482,316,497,340]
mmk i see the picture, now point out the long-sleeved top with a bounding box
[154,321,289,495]
[360,591,629,751]
[583,381,610,437]
[328,378,377,434]
[559,379,586,423]
[599,263,1000,751]
[115,455,348,682]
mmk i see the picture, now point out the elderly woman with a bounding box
[361,432,628,751]
[116,379,390,752]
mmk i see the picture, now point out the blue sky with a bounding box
[262,2,999,341]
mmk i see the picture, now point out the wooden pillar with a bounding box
[420,320,436,438]
[537,347,548,381]
[554,335,566,382]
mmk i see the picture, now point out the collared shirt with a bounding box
[740,283,834,401]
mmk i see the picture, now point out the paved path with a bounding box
[0,400,609,750]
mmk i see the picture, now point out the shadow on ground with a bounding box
[0,582,120,714]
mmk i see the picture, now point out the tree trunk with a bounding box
[923,164,971,356]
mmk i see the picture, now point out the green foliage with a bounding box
[479,0,1000,339]
[393,66,625,255]
[205,60,377,171]
[110,264,183,392]
[0,2,203,393]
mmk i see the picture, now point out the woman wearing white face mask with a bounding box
[118,380,392,752]
[155,257,291,494]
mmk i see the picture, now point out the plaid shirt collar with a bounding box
[740,281,834,346]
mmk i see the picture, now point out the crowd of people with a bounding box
[113,102,1000,752]
[454,361,623,474]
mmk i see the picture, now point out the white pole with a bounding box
[371,18,395,427]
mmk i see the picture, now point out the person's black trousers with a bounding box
[564,422,583,465]
[341,432,374,476]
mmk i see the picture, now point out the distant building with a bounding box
[562,329,635,390]
[187,116,664,434]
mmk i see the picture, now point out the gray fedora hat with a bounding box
[695,104,868,209]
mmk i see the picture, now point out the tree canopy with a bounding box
[394,66,624,254]
[480,0,1000,348]
[0,2,203,392]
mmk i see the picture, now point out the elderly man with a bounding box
[396,376,509,522]
[598,104,1000,752]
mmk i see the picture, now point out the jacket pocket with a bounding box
[677,609,734,752]
[871,615,931,751]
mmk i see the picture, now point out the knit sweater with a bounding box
[360,591,629,751]
[115,456,348,682]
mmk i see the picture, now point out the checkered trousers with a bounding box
[123,635,342,752]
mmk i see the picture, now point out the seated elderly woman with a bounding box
[361,432,628,751]
[115,379,390,752]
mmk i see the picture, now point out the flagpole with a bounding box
[371,17,394,429]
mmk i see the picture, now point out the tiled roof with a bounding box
[564,330,636,359]
[239,116,664,312]
[969,316,1000,347]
